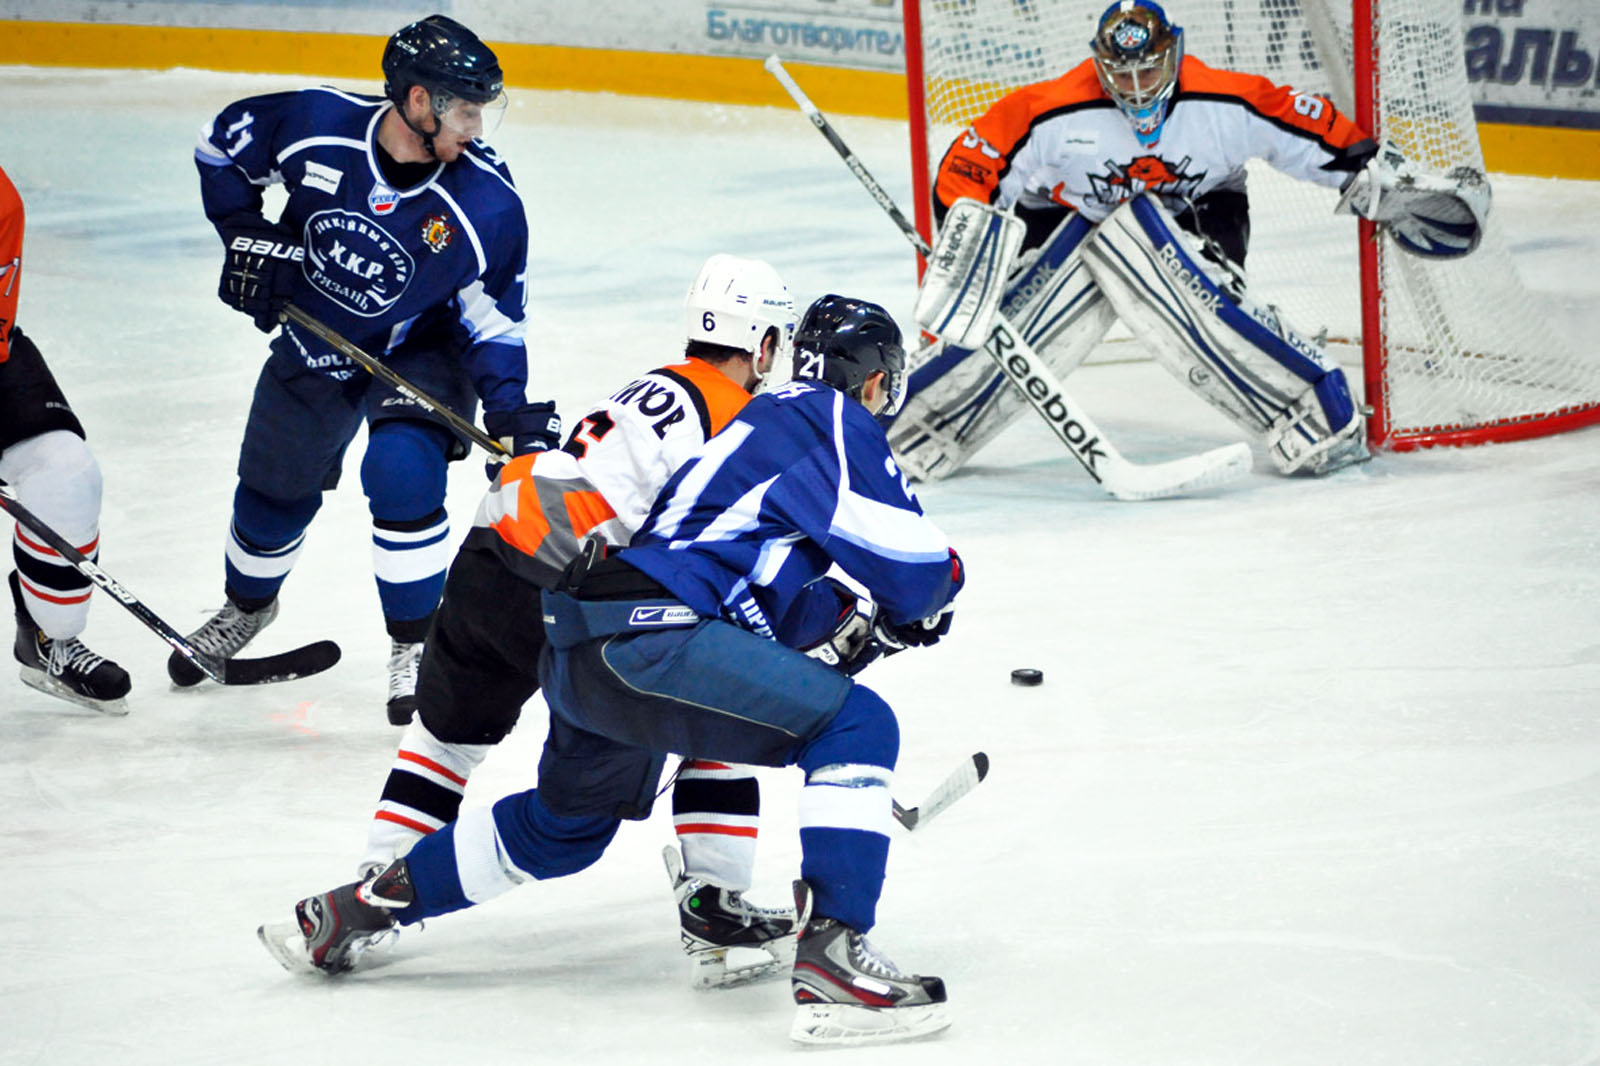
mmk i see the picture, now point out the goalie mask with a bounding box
[1091,0,1184,148]
[792,295,907,417]
[685,254,797,385]
[383,15,508,144]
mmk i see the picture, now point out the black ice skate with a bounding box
[11,571,130,714]
[167,596,278,686]
[385,639,423,726]
[662,845,797,989]
[789,880,950,1046]
[257,859,414,975]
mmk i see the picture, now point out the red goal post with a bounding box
[900,0,1600,451]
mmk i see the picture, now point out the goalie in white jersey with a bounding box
[349,254,804,988]
[891,0,1488,482]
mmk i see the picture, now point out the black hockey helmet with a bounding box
[382,15,504,106]
[792,295,906,416]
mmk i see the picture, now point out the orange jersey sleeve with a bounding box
[1176,56,1371,155]
[0,165,23,363]
[932,59,1107,211]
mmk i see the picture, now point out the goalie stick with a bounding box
[280,304,510,463]
[0,483,340,686]
[891,751,989,832]
[763,56,1251,501]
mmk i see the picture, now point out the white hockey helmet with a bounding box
[684,254,797,382]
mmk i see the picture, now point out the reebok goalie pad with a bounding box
[890,212,1115,480]
[1083,194,1367,476]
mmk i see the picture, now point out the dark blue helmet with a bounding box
[792,295,906,416]
[382,15,504,106]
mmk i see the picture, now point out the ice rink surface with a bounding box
[2,68,1598,1065]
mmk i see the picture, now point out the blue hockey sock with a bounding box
[361,421,452,638]
[224,483,320,605]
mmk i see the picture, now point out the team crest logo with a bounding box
[1087,154,1205,206]
[367,184,402,216]
[1113,23,1149,52]
[303,209,414,318]
[421,214,454,254]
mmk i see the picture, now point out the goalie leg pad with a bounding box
[890,213,1114,480]
[1083,194,1366,475]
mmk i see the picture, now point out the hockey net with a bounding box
[902,0,1600,450]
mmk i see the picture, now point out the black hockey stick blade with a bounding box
[0,485,340,689]
[892,752,990,832]
[218,641,342,685]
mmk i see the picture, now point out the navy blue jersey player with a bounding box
[259,297,966,1047]
[177,16,561,722]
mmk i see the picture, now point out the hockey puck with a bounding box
[1010,668,1044,687]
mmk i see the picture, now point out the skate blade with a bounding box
[789,1002,951,1047]
[257,921,319,974]
[689,937,798,990]
[19,667,129,716]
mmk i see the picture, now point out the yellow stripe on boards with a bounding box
[3,20,1596,179]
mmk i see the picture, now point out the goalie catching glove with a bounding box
[217,215,303,332]
[1337,140,1490,259]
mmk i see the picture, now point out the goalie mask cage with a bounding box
[902,0,1600,450]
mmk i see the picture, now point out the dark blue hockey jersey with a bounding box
[194,86,529,413]
[622,379,962,648]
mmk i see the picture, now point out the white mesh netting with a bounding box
[907,0,1599,446]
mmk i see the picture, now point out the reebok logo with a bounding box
[1155,242,1222,314]
[628,605,698,627]
[935,212,970,272]
[988,323,1107,475]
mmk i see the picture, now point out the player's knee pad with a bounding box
[795,684,899,777]
[232,482,321,548]
[361,419,451,519]
[890,212,1115,480]
[1084,194,1368,475]
[0,430,102,542]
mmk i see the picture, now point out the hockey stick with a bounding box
[0,484,341,686]
[891,752,989,832]
[763,56,1252,501]
[279,304,509,463]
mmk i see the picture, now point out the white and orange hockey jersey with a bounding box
[464,355,754,586]
[933,55,1374,225]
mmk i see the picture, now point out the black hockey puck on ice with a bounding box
[1010,668,1044,686]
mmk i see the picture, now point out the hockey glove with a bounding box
[873,603,955,651]
[1336,141,1490,259]
[801,578,886,677]
[483,401,562,478]
[217,215,303,332]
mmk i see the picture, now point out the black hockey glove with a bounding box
[873,603,955,651]
[217,215,303,332]
[801,578,885,677]
[483,400,562,478]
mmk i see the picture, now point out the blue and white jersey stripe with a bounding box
[624,380,960,648]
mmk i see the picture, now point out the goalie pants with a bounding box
[388,569,901,935]
[0,326,103,640]
[362,546,776,893]
[223,339,476,640]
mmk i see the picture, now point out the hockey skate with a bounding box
[662,845,797,989]
[789,880,950,1047]
[11,572,130,714]
[167,596,279,687]
[385,639,424,726]
[257,859,413,975]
